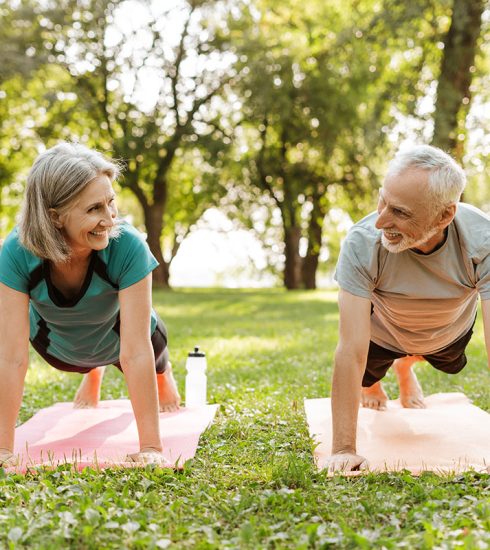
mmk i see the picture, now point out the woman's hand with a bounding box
[119,275,162,452]
[126,449,167,466]
[0,448,17,467]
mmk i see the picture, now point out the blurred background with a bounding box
[0,0,489,289]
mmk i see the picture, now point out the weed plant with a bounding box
[1,289,488,549]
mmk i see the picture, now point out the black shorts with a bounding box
[362,317,476,387]
[30,315,169,375]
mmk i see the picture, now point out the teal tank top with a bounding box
[0,222,159,367]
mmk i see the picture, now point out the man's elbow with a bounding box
[334,344,367,374]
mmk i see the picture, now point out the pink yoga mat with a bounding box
[305,393,490,475]
[10,400,219,472]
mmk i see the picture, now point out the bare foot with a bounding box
[393,356,426,409]
[73,367,105,408]
[126,450,167,466]
[324,452,369,473]
[157,363,181,413]
[0,449,17,467]
[361,381,388,410]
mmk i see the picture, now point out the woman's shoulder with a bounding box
[2,226,21,249]
[107,221,150,253]
[0,227,42,291]
[102,221,158,288]
[1,227,40,264]
[102,220,155,264]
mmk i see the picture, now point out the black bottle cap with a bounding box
[188,346,205,357]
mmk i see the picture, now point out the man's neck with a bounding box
[411,227,449,255]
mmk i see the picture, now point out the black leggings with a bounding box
[30,316,169,375]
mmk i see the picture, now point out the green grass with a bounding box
[1,288,489,549]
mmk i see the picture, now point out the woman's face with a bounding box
[56,174,118,258]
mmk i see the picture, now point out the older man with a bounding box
[327,145,490,472]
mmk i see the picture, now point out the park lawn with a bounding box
[1,288,489,549]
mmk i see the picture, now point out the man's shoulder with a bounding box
[344,211,382,250]
[455,202,489,224]
[334,211,381,297]
[454,203,490,261]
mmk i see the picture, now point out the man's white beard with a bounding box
[381,225,440,253]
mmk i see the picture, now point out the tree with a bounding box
[431,0,485,160]
[0,1,68,234]
[19,0,239,286]
[231,0,445,289]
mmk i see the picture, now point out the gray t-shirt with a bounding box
[334,203,490,354]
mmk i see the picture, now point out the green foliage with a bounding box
[224,0,454,287]
[2,289,488,548]
[1,0,489,285]
[0,0,240,279]
[44,0,238,273]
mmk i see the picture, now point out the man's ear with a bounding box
[438,203,457,229]
[48,208,63,229]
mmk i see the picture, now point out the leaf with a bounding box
[84,508,100,525]
[122,521,140,534]
[8,527,23,542]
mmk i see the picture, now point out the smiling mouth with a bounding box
[383,231,402,239]
[89,230,107,236]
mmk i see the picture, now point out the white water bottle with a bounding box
[185,346,207,408]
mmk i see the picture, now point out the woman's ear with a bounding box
[48,208,63,229]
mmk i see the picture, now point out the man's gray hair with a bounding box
[19,142,121,263]
[386,145,466,211]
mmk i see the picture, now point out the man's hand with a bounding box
[0,448,17,467]
[330,291,372,468]
[126,449,167,466]
[324,452,368,474]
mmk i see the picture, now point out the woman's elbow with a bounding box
[119,347,153,371]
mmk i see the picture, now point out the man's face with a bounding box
[375,168,443,254]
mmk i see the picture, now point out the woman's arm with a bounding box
[118,274,163,458]
[0,283,30,465]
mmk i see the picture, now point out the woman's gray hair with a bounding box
[386,145,466,212]
[19,142,122,263]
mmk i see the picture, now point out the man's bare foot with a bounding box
[361,381,388,410]
[393,356,426,409]
[73,367,105,408]
[157,363,181,413]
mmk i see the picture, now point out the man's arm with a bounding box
[482,300,490,369]
[119,274,163,463]
[0,283,30,466]
[325,289,372,472]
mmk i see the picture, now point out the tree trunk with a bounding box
[302,207,324,290]
[283,225,302,290]
[143,203,170,288]
[432,0,484,160]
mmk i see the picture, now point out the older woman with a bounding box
[0,142,180,466]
